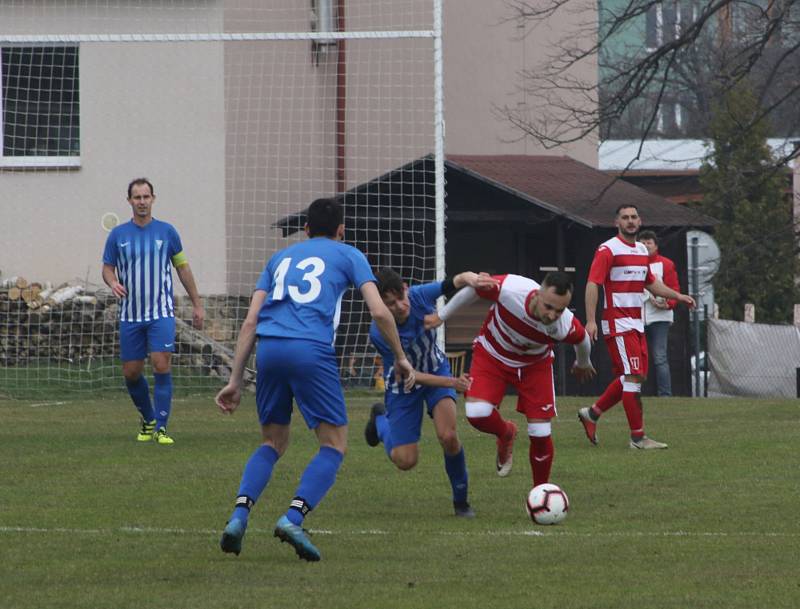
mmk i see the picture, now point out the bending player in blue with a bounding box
[215,198,415,562]
[365,268,498,517]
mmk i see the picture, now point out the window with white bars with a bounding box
[1,45,80,166]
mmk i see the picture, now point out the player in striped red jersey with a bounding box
[429,271,595,487]
[580,204,695,450]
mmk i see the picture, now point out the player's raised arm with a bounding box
[646,277,696,309]
[361,281,416,391]
[215,289,266,414]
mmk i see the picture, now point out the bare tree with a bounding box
[500,0,800,165]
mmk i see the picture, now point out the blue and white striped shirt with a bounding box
[103,219,184,322]
[370,282,447,394]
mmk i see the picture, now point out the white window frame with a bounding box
[0,43,81,169]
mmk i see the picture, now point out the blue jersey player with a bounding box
[365,268,498,517]
[102,178,204,445]
[215,198,415,562]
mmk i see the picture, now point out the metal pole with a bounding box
[433,0,446,352]
[691,237,701,397]
[703,304,708,397]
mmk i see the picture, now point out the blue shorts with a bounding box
[255,337,347,428]
[384,362,456,447]
[119,317,176,361]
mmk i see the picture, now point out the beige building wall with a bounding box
[443,1,598,166]
[0,8,227,294]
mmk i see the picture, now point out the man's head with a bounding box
[528,271,573,325]
[127,178,155,220]
[638,229,659,256]
[375,268,410,324]
[306,198,345,239]
[615,204,641,242]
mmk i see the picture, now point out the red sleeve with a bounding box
[587,247,612,284]
[662,256,680,309]
[476,274,506,302]
[563,315,586,345]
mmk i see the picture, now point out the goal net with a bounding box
[0,1,443,398]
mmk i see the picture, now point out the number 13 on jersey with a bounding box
[271,256,326,304]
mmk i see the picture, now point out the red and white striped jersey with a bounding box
[588,236,654,336]
[473,274,586,368]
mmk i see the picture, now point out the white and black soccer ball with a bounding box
[526,483,569,525]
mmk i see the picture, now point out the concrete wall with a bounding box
[443,1,598,166]
[0,7,226,294]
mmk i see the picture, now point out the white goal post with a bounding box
[0,1,444,397]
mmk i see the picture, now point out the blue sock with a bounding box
[125,376,154,422]
[153,372,173,430]
[286,446,344,526]
[376,414,394,457]
[444,447,469,505]
[231,445,280,524]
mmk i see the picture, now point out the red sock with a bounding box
[467,408,508,438]
[529,435,554,486]
[593,376,623,416]
[621,391,644,438]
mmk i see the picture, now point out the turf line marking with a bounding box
[1,525,797,539]
[28,401,68,408]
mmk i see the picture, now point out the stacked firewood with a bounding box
[0,274,250,383]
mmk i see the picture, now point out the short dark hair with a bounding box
[638,229,658,244]
[615,203,638,216]
[306,198,344,237]
[128,178,154,198]
[541,271,573,296]
[375,268,404,297]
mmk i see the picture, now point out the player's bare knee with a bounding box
[437,428,460,453]
[391,447,418,470]
[122,361,144,381]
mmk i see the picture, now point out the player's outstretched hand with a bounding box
[452,373,472,393]
[424,312,443,330]
[473,272,499,290]
[216,383,241,414]
[571,363,596,383]
[395,357,416,392]
[459,271,499,291]
[678,293,696,309]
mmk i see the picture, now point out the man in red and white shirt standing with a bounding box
[638,230,681,397]
[430,271,596,487]
[580,205,695,450]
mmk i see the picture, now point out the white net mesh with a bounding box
[0,1,441,397]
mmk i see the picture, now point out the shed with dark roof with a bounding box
[275,154,717,396]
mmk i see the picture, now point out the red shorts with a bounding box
[605,331,648,377]
[465,343,556,419]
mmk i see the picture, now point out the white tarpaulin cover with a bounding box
[708,319,800,398]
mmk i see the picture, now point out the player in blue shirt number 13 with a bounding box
[215,198,415,562]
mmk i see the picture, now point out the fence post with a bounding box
[690,236,701,396]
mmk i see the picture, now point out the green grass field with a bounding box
[1,393,798,609]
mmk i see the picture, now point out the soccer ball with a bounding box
[526,483,569,525]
